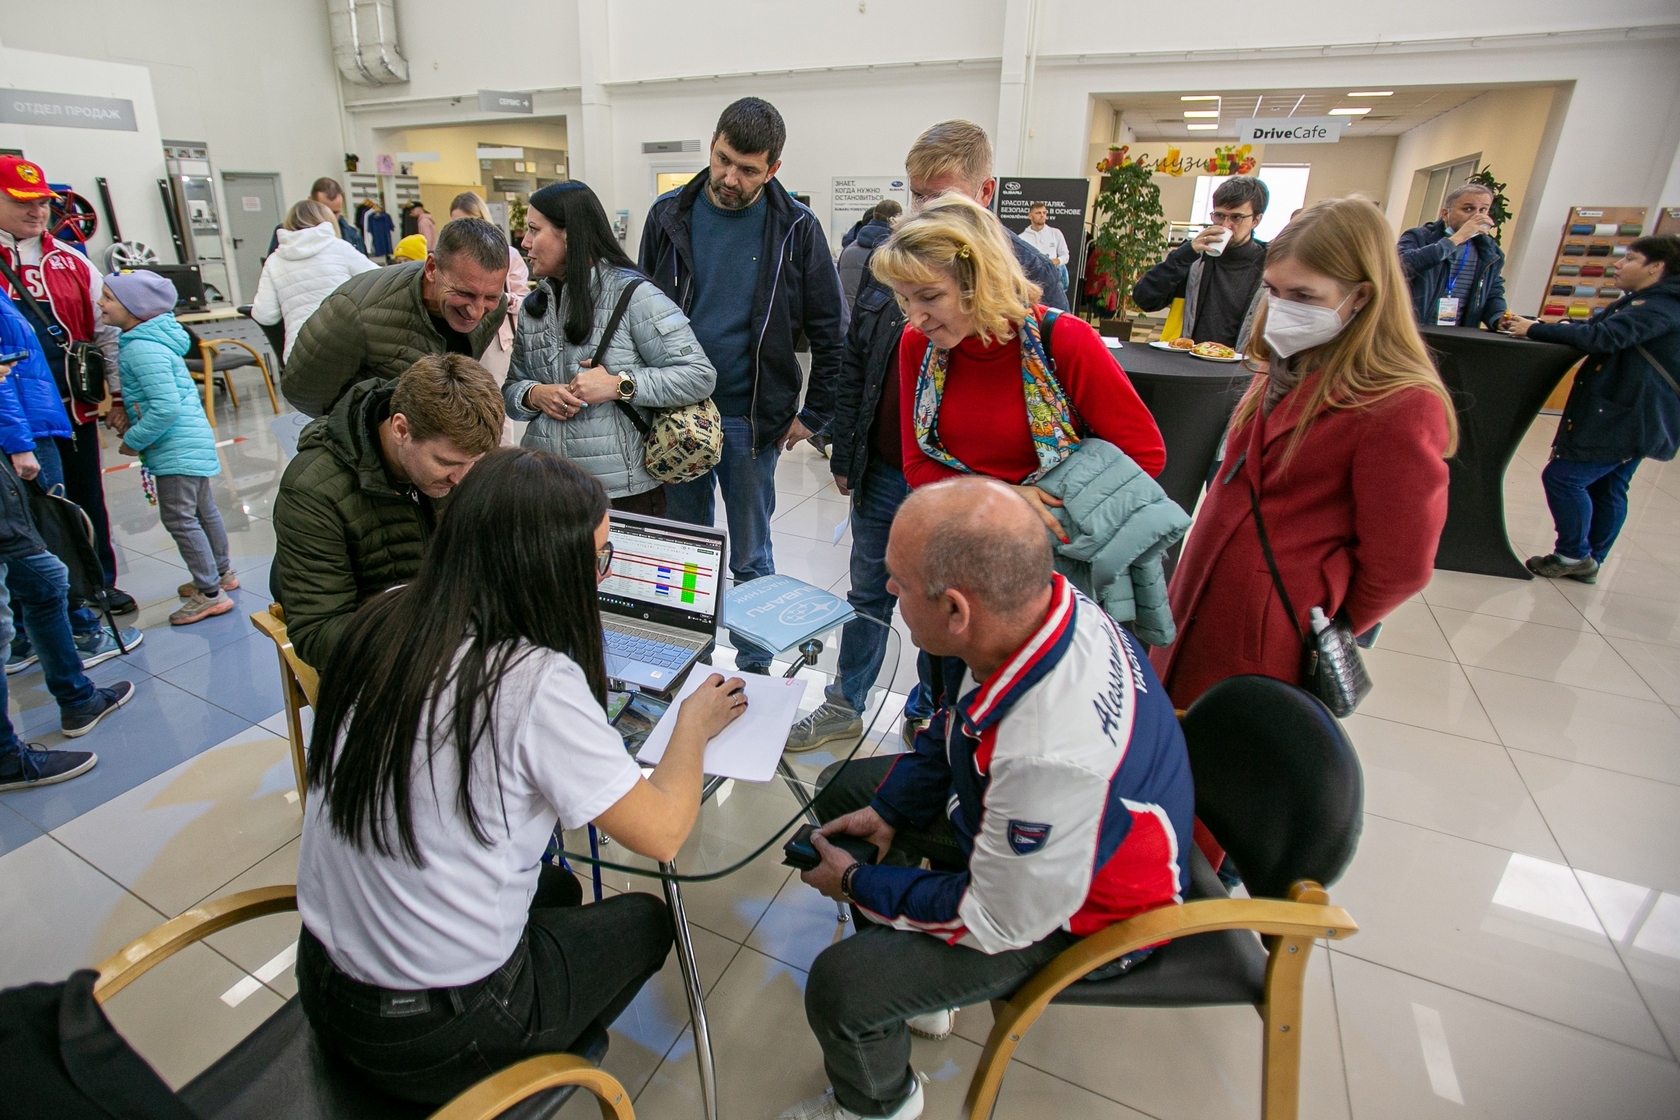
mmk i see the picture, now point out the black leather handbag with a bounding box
[0,254,109,407]
[1247,481,1372,718]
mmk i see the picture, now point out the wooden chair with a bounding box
[962,675,1363,1120]
[186,335,281,427]
[250,605,317,806]
[93,885,634,1119]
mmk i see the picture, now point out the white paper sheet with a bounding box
[634,672,806,782]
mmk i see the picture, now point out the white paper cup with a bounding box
[1203,226,1233,257]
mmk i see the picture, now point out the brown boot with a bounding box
[170,591,235,625]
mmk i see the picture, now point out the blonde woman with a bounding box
[869,193,1165,532]
[251,199,378,359]
[1150,196,1458,708]
[449,191,531,379]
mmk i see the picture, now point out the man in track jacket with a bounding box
[778,478,1193,1120]
[638,97,846,672]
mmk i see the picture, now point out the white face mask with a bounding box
[1263,292,1355,359]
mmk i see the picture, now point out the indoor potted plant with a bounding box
[1467,166,1512,244]
[1086,146,1168,338]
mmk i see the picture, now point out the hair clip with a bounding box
[957,245,972,260]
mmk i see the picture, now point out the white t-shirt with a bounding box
[298,643,642,989]
[1019,224,1069,265]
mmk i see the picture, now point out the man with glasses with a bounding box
[281,218,510,418]
[1132,176,1270,348]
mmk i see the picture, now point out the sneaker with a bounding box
[77,627,144,669]
[0,744,97,792]
[786,702,864,753]
[177,571,240,598]
[104,587,138,614]
[1526,552,1600,584]
[900,716,930,753]
[738,662,772,676]
[907,1007,956,1040]
[778,1079,924,1120]
[5,649,38,676]
[170,591,235,626]
[61,680,135,738]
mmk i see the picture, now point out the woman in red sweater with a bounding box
[868,194,1164,540]
[1150,196,1458,708]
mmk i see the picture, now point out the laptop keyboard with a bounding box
[603,620,707,670]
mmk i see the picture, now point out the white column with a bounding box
[994,0,1034,178]
[573,0,615,203]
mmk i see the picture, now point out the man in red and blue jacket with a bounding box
[778,478,1193,1120]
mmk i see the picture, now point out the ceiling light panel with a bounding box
[1183,111,1220,118]
[1328,107,1372,115]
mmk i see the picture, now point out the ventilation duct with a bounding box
[329,0,410,86]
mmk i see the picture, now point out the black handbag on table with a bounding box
[0,254,109,407]
[1246,475,1372,719]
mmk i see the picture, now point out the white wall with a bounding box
[0,48,169,264]
[0,0,347,301]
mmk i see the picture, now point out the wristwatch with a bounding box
[616,373,636,401]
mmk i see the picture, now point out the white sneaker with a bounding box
[906,1007,956,1040]
[786,701,864,753]
[777,1078,924,1120]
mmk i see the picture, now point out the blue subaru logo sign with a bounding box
[1007,820,1052,855]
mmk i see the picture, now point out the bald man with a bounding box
[776,478,1194,1120]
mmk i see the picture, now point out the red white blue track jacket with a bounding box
[850,576,1194,954]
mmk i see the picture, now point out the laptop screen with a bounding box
[599,513,725,634]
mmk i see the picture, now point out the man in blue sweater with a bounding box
[640,98,847,672]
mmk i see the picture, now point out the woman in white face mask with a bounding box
[1150,196,1458,712]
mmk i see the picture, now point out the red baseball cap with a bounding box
[0,156,61,201]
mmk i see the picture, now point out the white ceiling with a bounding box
[1105,84,1511,141]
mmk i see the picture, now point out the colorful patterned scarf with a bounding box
[912,310,1081,484]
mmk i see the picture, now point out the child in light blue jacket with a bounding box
[98,271,237,625]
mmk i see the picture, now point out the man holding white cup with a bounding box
[1132,176,1269,349]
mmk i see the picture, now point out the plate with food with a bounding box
[1150,337,1198,352]
[1189,341,1241,362]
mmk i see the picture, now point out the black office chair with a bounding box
[962,675,1363,1120]
[90,886,633,1120]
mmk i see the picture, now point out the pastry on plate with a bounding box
[1190,341,1237,359]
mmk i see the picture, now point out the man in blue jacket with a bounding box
[1398,183,1508,329]
[1506,235,1680,582]
[779,479,1192,1120]
[639,97,847,672]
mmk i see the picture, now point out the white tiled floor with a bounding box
[3,371,1679,1118]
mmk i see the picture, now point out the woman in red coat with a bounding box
[1151,197,1457,708]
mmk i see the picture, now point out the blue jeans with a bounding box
[2,553,97,713]
[827,461,931,719]
[665,415,780,670]
[1542,457,1641,563]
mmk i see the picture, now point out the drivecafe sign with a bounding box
[1237,118,1349,145]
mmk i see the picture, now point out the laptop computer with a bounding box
[134,263,208,311]
[599,510,727,694]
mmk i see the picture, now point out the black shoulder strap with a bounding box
[0,252,67,342]
[599,278,652,436]
[1638,344,1680,397]
[1246,458,1305,644]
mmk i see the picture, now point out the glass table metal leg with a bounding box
[660,865,719,1120]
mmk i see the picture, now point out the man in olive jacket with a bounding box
[280,217,510,418]
[273,356,503,669]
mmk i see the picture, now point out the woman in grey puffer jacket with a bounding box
[504,182,715,513]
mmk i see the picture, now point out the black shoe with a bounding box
[61,680,136,738]
[1525,553,1600,584]
[738,663,771,676]
[104,587,138,614]
[0,744,97,791]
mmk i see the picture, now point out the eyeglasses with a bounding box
[595,541,614,579]
[1210,210,1256,224]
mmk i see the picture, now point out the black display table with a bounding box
[1419,326,1582,580]
[1106,340,1252,516]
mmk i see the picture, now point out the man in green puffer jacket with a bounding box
[280,218,510,419]
[273,355,503,670]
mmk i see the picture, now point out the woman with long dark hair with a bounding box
[295,449,746,1105]
[504,181,715,515]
